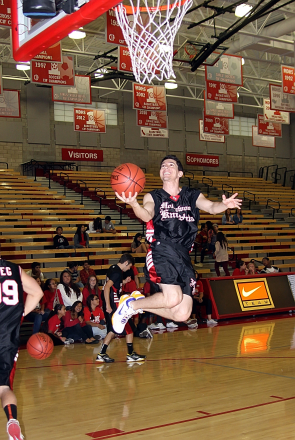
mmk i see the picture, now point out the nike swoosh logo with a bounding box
[242,286,261,298]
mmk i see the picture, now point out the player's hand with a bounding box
[78,316,83,323]
[123,276,131,285]
[222,193,242,209]
[106,305,112,314]
[115,191,138,206]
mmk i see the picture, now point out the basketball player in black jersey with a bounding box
[0,259,43,440]
[112,155,242,334]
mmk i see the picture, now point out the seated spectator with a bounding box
[199,221,215,266]
[66,262,83,288]
[122,265,139,294]
[214,232,230,276]
[84,294,107,340]
[57,270,83,309]
[62,301,97,344]
[211,223,218,248]
[74,225,89,250]
[26,262,44,281]
[102,216,116,234]
[80,260,96,286]
[195,223,208,268]
[233,208,243,224]
[44,304,73,345]
[24,276,49,334]
[131,233,149,254]
[82,275,102,306]
[87,217,102,234]
[222,209,235,225]
[53,227,74,253]
[259,257,280,274]
[190,271,217,326]
[247,261,258,275]
[232,260,247,276]
[43,278,58,310]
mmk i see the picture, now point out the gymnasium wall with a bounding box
[0,76,294,178]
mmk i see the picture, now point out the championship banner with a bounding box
[137,110,167,128]
[281,65,295,94]
[74,108,106,133]
[140,127,168,138]
[52,75,92,104]
[203,115,229,135]
[199,120,225,143]
[206,80,238,103]
[252,126,275,148]
[269,84,295,112]
[186,153,219,167]
[33,42,62,62]
[204,95,234,119]
[31,56,75,86]
[0,0,11,27]
[257,114,282,137]
[234,278,274,312]
[263,98,290,124]
[133,83,167,111]
[0,90,21,118]
[105,9,126,45]
[62,148,103,162]
[118,46,133,73]
[205,54,243,86]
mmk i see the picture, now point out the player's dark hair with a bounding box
[70,301,84,320]
[75,225,87,243]
[133,233,142,247]
[93,217,102,230]
[236,259,245,269]
[60,270,81,298]
[105,215,111,222]
[160,155,183,172]
[56,226,63,232]
[119,253,134,265]
[216,232,228,249]
[31,262,41,269]
[86,294,99,321]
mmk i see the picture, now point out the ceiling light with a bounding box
[16,63,30,71]
[242,57,245,65]
[237,92,240,98]
[94,68,108,78]
[164,80,178,90]
[235,3,252,17]
[68,30,86,39]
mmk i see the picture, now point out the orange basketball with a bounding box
[27,333,54,360]
[110,163,145,197]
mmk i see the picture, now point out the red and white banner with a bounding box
[140,127,168,138]
[203,115,229,135]
[204,94,234,119]
[186,153,219,167]
[257,115,282,137]
[74,108,106,133]
[133,83,167,111]
[52,75,92,104]
[33,42,62,62]
[199,120,225,143]
[137,110,167,128]
[31,56,75,86]
[206,80,238,102]
[263,98,290,124]
[269,84,295,113]
[105,9,126,45]
[62,148,103,162]
[0,90,21,118]
[281,65,295,94]
[252,126,275,148]
[205,54,243,86]
[0,0,11,27]
[118,46,133,72]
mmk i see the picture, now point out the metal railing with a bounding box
[0,162,8,169]
[76,164,147,173]
[259,164,278,181]
[183,171,195,188]
[272,166,287,184]
[243,191,256,209]
[228,171,253,177]
[77,180,88,205]
[202,177,213,196]
[59,172,70,196]
[222,183,233,197]
[266,198,281,219]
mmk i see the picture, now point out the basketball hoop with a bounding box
[114,0,192,84]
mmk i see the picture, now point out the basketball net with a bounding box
[115,0,192,84]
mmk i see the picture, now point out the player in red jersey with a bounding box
[0,259,43,440]
[112,155,242,334]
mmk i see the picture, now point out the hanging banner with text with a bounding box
[252,126,275,148]
[269,84,295,112]
[0,0,11,27]
[204,95,234,119]
[199,120,225,143]
[74,108,106,133]
[62,148,103,162]
[257,114,282,137]
[137,110,167,128]
[118,46,133,73]
[205,80,238,103]
[263,98,290,124]
[31,56,75,86]
[140,127,168,138]
[105,9,126,45]
[0,90,21,118]
[52,75,91,104]
[281,65,295,94]
[203,115,229,135]
[133,83,167,111]
[33,42,62,62]
[186,153,219,167]
[205,54,243,86]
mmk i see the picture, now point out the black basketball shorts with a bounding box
[0,344,19,389]
[144,240,196,297]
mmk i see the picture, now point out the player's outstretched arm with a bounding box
[196,192,242,215]
[21,270,44,316]
[115,192,155,222]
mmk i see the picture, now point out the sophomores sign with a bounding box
[186,154,219,167]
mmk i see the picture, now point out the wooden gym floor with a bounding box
[2,316,295,440]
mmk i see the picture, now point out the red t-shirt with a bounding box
[232,268,246,276]
[48,315,62,333]
[63,310,81,328]
[43,289,56,310]
[80,233,86,247]
[84,306,105,323]
[80,268,96,286]
[82,286,102,306]
[193,280,204,297]
[123,265,139,293]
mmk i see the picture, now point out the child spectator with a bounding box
[222,208,235,225]
[26,262,44,281]
[191,271,217,326]
[233,208,243,224]
[57,270,83,309]
[214,232,230,276]
[87,217,102,234]
[82,275,102,306]
[247,261,258,275]
[45,304,74,345]
[53,227,74,252]
[131,233,149,254]
[102,216,116,233]
[80,261,96,286]
[259,257,280,273]
[65,262,83,288]
[62,301,97,344]
[74,225,89,249]
[232,260,247,276]
[43,278,58,310]
[84,294,107,340]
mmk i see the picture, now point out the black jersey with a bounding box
[104,264,123,308]
[148,187,201,250]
